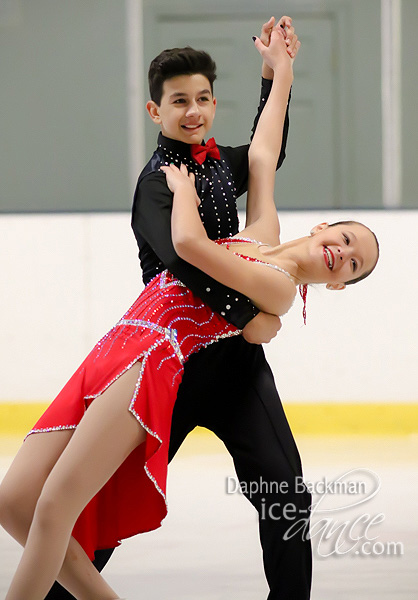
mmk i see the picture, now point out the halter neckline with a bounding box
[216,237,295,284]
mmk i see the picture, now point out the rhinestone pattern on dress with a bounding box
[25,239,286,559]
[26,238,296,557]
[26,257,241,555]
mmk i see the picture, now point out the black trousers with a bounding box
[45,336,312,599]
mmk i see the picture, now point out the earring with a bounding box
[299,284,308,325]
[310,229,315,236]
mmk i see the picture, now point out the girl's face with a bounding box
[307,222,378,289]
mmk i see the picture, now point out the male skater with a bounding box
[46,16,311,600]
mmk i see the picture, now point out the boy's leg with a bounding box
[187,337,312,599]
[221,364,312,599]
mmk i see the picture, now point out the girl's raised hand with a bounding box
[253,28,293,73]
[259,16,300,80]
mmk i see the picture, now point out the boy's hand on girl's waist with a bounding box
[242,311,282,344]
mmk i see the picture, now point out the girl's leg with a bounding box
[0,429,74,547]
[5,362,146,600]
[0,430,120,597]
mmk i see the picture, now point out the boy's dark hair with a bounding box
[328,220,380,285]
[148,46,217,105]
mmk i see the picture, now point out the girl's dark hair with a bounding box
[328,221,379,284]
[148,46,217,105]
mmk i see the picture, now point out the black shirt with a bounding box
[131,78,289,330]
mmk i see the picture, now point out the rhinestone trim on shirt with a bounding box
[157,141,238,240]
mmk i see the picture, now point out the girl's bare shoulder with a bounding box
[271,269,297,316]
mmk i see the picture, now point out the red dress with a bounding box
[26,238,289,560]
[27,255,241,560]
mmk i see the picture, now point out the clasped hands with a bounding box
[259,16,300,75]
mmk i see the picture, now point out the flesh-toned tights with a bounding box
[0,363,144,600]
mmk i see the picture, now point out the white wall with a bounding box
[0,210,416,403]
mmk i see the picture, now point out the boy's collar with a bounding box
[157,132,202,157]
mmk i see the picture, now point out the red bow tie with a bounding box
[190,137,220,165]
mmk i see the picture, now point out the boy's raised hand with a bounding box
[277,16,300,59]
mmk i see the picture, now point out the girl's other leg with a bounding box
[0,431,119,598]
[5,362,145,600]
[0,429,74,549]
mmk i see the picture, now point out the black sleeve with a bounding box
[221,78,291,199]
[132,171,258,330]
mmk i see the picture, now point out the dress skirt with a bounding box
[26,270,239,560]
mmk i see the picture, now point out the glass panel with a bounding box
[0,0,131,212]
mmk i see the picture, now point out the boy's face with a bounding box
[146,74,217,145]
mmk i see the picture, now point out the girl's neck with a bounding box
[258,237,311,285]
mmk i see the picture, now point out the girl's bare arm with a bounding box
[162,164,295,317]
[242,29,294,244]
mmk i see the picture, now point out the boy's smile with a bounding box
[146,74,217,145]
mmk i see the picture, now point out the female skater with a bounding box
[0,29,378,600]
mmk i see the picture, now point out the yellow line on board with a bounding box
[0,403,49,436]
[283,403,418,435]
[0,402,417,436]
